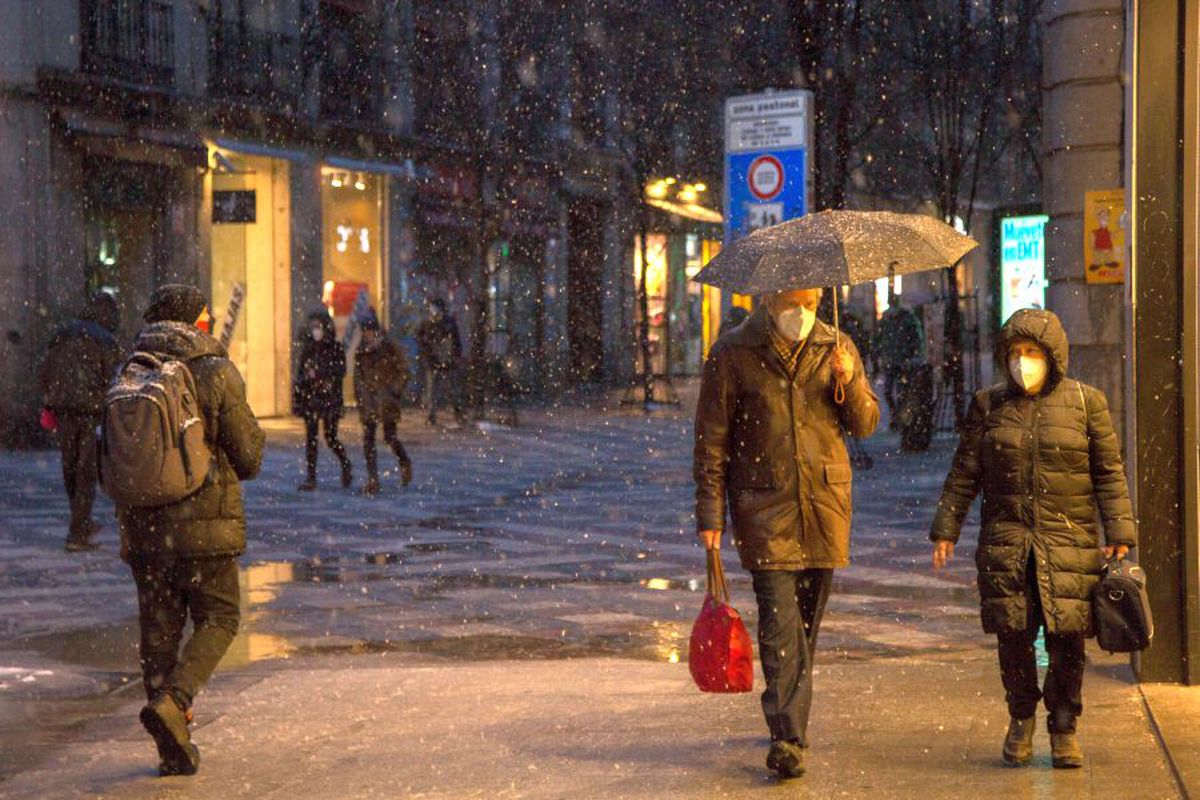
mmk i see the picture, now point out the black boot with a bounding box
[340,460,353,489]
[297,476,317,492]
[766,739,805,779]
[399,457,413,487]
[361,475,381,497]
[140,692,200,776]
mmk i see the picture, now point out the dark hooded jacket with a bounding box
[354,332,409,422]
[292,311,345,417]
[930,308,1136,635]
[116,321,265,559]
[40,296,121,415]
[694,306,880,570]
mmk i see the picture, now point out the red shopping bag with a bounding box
[689,548,754,693]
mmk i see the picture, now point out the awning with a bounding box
[646,197,724,224]
[60,111,207,169]
[212,138,309,163]
[324,155,416,180]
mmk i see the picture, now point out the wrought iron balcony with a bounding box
[208,21,300,113]
[80,0,175,87]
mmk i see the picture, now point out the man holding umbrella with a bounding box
[692,210,975,779]
[694,288,878,778]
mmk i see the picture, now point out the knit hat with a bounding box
[144,284,209,324]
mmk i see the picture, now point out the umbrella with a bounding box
[693,209,979,401]
[694,210,979,295]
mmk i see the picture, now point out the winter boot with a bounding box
[140,692,200,776]
[766,739,805,779]
[361,475,381,497]
[1002,716,1035,765]
[340,460,353,489]
[1050,732,1083,769]
[64,536,100,553]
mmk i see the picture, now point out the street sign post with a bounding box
[724,90,814,244]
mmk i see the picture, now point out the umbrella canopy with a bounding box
[693,210,979,294]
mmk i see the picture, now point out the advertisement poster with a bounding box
[999,214,1049,323]
[1083,189,1125,284]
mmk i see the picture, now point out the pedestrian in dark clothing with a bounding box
[354,315,413,496]
[116,284,264,777]
[416,298,466,426]
[40,292,121,551]
[875,300,924,427]
[930,308,1135,770]
[694,289,879,779]
[293,310,352,491]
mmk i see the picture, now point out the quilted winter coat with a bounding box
[930,309,1136,635]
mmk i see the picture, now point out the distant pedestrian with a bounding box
[694,289,879,779]
[39,291,121,551]
[417,297,467,426]
[292,310,352,491]
[114,284,264,777]
[930,308,1135,769]
[875,298,924,427]
[354,314,413,496]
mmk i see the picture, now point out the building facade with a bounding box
[0,0,635,442]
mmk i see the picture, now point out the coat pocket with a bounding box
[821,462,852,520]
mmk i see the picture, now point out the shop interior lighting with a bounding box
[354,173,366,191]
[331,171,345,188]
[645,179,670,199]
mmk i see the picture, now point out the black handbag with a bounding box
[1092,556,1154,653]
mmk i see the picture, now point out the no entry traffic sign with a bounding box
[747,155,784,201]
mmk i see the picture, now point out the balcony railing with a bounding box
[80,0,175,87]
[208,21,300,113]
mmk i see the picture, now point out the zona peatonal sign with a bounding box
[724,89,814,244]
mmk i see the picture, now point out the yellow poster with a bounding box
[1084,189,1125,284]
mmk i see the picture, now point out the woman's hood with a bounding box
[305,310,337,340]
[995,308,1069,390]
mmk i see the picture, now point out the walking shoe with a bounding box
[361,476,381,497]
[1002,716,1035,765]
[1050,732,1083,769]
[341,461,353,488]
[297,478,317,492]
[766,739,805,779]
[64,536,100,552]
[399,458,413,487]
[140,693,200,776]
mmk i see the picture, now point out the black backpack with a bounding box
[1092,557,1154,653]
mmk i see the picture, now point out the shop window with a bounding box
[633,233,669,376]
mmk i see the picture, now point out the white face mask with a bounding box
[311,327,325,342]
[773,305,816,342]
[1009,355,1048,392]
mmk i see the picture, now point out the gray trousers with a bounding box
[751,568,834,744]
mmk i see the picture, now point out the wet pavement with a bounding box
[0,380,1189,797]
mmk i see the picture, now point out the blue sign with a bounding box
[725,148,807,243]
[723,90,813,245]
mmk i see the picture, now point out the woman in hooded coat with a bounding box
[293,310,352,490]
[930,308,1135,769]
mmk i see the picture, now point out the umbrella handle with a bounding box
[833,287,846,405]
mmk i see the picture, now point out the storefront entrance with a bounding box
[208,150,292,417]
[83,156,170,339]
[321,166,385,403]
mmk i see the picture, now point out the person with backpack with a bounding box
[416,297,467,426]
[930,308,1135,770]
[292,310,352,491]
[354,314,413,496]
[105,284,264,777]
[40,291,121,551]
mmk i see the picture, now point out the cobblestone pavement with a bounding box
[0,382,1181,798]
